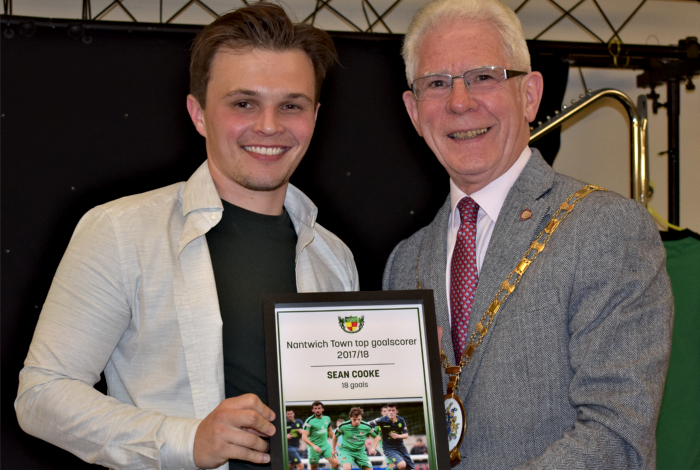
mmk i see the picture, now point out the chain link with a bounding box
[440,185,605,382]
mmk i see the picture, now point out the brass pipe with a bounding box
[529,88,648,206]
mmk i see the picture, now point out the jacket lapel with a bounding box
[174,163,226,418]
[417,198,455,386]
[459,152,556,393]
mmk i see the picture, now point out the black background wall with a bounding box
[1,18,567,469]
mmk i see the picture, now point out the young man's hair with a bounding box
[349,407,364,418]
[311,400,324,408]
[402,0,530,85]
[385,402,397,409]
[190,2,338,107]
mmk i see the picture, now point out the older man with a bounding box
[384,0,673,468]
[15,4,357,470]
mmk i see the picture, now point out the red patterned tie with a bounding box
[450,197,480,363]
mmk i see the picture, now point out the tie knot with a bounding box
[457,197,479,226]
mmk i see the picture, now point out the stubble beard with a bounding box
[236,173,289,192]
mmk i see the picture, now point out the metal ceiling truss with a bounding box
[0,0,666,37]
[1,0,697,224]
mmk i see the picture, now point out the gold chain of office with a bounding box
[440,184,606,390]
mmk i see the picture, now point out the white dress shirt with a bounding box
[446,147,532,322]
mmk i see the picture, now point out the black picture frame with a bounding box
[263,290,450,470]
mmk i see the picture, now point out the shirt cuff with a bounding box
[159,416,202,470]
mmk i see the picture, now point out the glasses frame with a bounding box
[411,66,528,101]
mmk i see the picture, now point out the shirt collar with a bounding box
[450,146,532,223]
[181,160,317,230]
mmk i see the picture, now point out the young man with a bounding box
[302,401,340,470]
[367,403,414,470]
[332,407,378,470]
[287,409,305,470]
[384,0,672,468]
[15,4,357,470]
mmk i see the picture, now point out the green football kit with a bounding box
[304,414,334,464]
[336,420,377,469]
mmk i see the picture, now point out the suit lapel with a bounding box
[459,152,556,393]
[417,198,456,375]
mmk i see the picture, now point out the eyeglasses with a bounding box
[410,66,527,101]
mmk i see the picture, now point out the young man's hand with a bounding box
[194,394,276,468]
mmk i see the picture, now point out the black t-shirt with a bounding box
[206,200,297,469]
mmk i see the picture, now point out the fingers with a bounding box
[241,426,273,438]
[222,428,271,459]
[221,396,275,437]
[194,394,277,468]
[225,393,276,423]
[437,326,444,347]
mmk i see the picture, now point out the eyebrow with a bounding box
[420,65,497,78]
[224,89,314,103]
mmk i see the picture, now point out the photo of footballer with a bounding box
[332,407,378,470]
[367,403,415,470]
[286,409,305,470]
[301,401,340,470]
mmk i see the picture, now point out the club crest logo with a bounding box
[446,404,459,441]
[338,315,365,333]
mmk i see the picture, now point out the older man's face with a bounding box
[403,20,542,194]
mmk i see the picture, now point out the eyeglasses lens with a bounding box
[413,67,508,101]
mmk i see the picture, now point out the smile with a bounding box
[449,128,489,139]
[242,146,288,156]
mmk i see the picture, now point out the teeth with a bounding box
[450,128,488,139]
[243,146,286,156]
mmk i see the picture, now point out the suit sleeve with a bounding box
[516,197,673,469]
[14,207,201,470]
[382,240,406,290]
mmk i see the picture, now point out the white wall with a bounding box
[9,0,700,231]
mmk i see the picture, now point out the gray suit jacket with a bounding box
[384,151,673,469]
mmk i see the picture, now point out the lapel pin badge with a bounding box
[520,208,532,221]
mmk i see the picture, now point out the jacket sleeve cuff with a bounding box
[160,416,202,470]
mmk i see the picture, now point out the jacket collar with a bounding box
[177,161,318,256]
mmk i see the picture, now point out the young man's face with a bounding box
[402,19,541,194]
[386,406,397,420]
[350,415,362,427]
[286,410,295,421]
[312,404,324,417]
[187,47,319,201]
[381,407,388,416]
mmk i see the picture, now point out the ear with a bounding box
[402,90,423,137]
[186,94,207,138]
[314,102,321,123]
[521,71,544,123]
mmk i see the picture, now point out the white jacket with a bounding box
[16,162,359,470]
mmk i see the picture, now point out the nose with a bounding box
[254,106,285,135]
[446,78,479,114]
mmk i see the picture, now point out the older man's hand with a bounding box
[194,393,276,469]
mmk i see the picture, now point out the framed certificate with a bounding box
[263,290,450,470]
